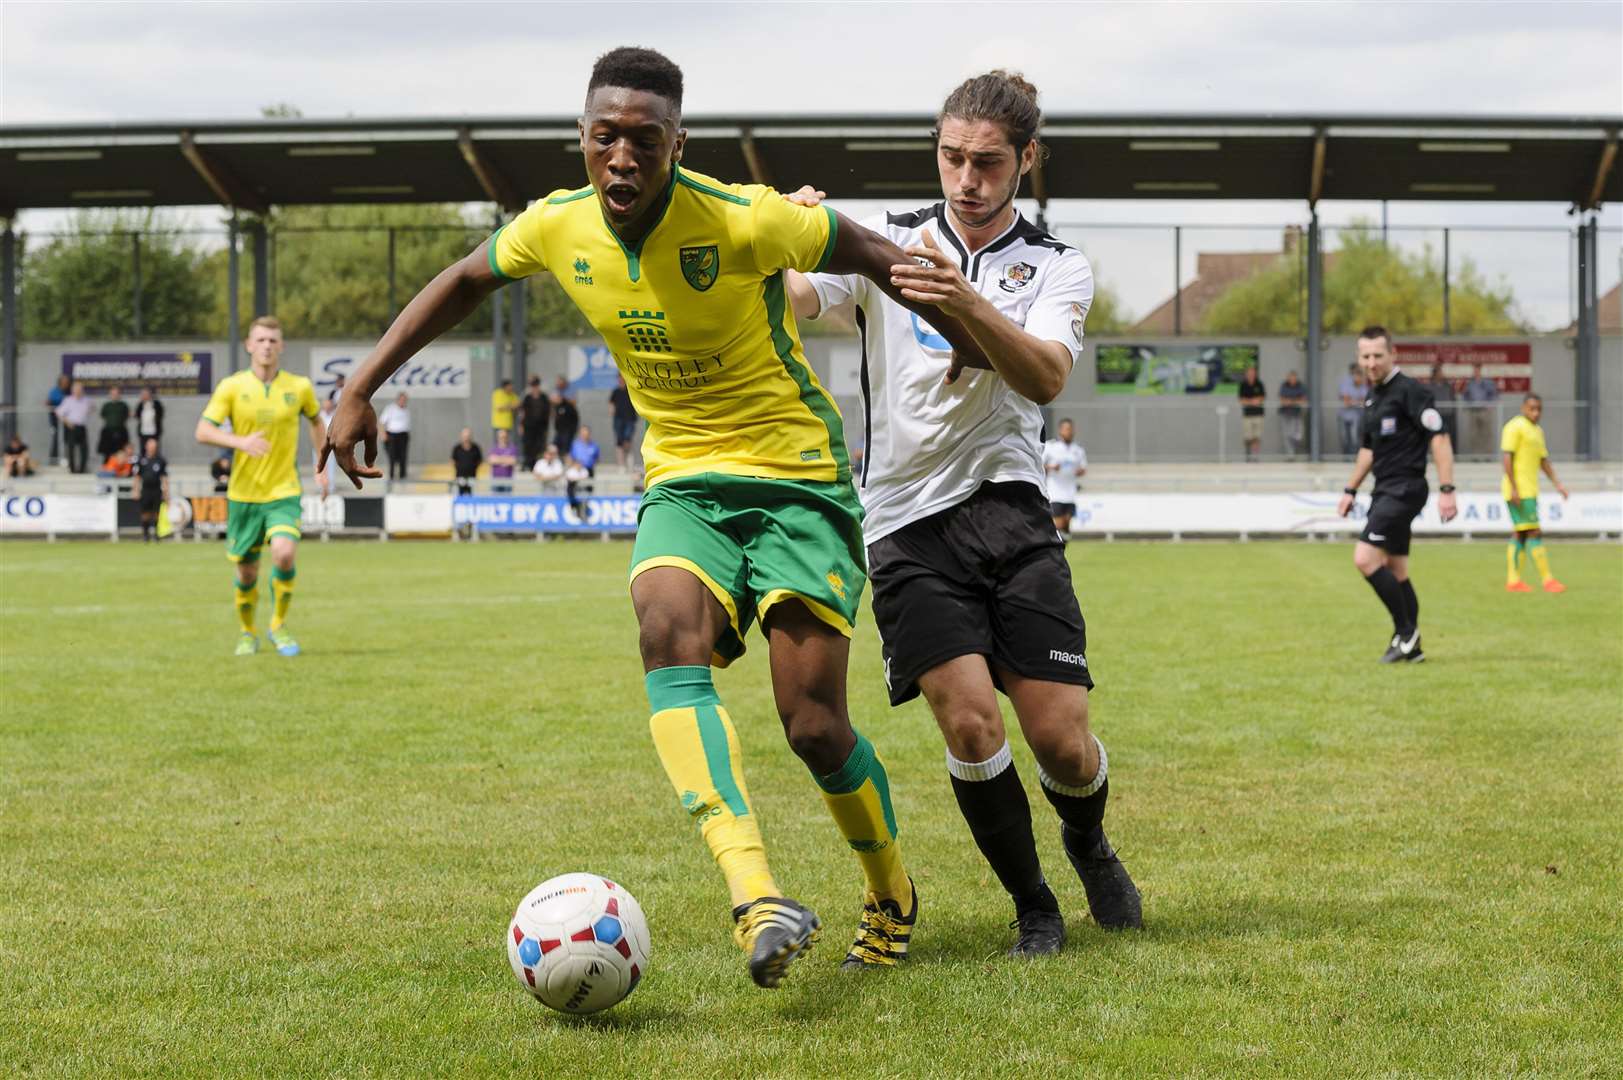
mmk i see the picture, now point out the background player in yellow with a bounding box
[490,378,519,442]
[195,316,329,657]
[1501,392,1570,593]
[322,47,990,989]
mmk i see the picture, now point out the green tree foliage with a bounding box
[1084,275,1131,335]
[19,209,218,339]
[1200,222,1528,335]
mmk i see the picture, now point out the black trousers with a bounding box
[386,432,410,478]
[64,425,89,473]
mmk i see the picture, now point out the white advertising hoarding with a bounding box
[310,345,472,399]
[0,494,117,534]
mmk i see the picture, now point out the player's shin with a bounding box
[1363,566,1412,635]
[269,566,295,630]
[1507,537,1525,584]
[1527,537,1555,583]
[234,575,258,633]
[646,665,779,908]
[947,743,1052,908]
[812,730,910,903]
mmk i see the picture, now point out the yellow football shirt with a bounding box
[489,165,845,487]
[491,387,519,430]
[1499,415,1547,501]
[202,368,319,502]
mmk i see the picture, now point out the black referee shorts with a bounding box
[1360,479,1429,556]
[867,481,1092,707]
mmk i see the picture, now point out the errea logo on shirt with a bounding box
[573,257,593,286]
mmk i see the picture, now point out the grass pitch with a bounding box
[3,537,1620,1077]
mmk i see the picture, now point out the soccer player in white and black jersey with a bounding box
[787,71,1140,955]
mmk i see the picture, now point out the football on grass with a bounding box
[507,873,650,1014]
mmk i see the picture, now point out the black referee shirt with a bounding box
[1360,371,1440,489]
[135,454,167,489]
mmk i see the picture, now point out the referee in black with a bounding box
[1337,326,1457,662]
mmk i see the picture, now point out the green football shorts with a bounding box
[226,496,303,562]
[1506,496,1540,532]
[629,473,867,667]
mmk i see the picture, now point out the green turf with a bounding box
[3,538,1620,1077]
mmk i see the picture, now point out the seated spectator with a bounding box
[210,448,232,493]
[565,457,593,519]
[532,445,565,492]
[570,425,602,476]
[4,435,37,477]
[101,443,135,478]
[451,427,483,496]
[488,428,517,494]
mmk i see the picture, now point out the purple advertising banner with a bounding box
[62,352,213,395]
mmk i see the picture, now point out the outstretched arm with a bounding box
[824,211,991,375]
[1540,456,1569,499]
[321,243,506,487]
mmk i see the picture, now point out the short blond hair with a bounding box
[248,315,284,336]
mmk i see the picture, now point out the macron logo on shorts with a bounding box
[1049,648,1088,668]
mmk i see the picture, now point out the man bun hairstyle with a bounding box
[937,70,1046,158]
[588,46,684,112]
[1358,324,1393,348]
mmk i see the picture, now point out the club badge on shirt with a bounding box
[1381,416,1397,436]
[999,261,1038,293]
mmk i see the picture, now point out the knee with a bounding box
[1027,722,1091,779]
[780,705,850,772]
[271,550,296,573]
[937,703,1008,763]
[1353,548,1383,575]
[237,565,259,587]
[636,604,710,668]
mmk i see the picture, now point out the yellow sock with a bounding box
[646,666,780,909]
[234,576,257,633]
[269,566,295,630]
[1528,540,1554,584]
[812,731,910,904]
[1506,539,1524,584]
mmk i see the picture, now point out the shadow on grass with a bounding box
[540,999,684,1031]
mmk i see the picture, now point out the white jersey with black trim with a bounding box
[805,204,1093,543]
[1043,439,1088,503]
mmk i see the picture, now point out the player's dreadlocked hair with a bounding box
[588,47,684,112]
[937,70,1046,159]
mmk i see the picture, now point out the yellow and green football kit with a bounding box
[490,167,908,923]
[1500,414,1556,586]
[202,368,317,636]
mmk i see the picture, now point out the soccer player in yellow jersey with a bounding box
[196,316,329,656]
[322,47,991,989]
[1501,393,1570,593]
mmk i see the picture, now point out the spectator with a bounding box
[551,389,580,454]
[518,375,551,471]
[488,427,517,493]
[317,398,345,491]
[211,448,232,493]
[564,456,593,520]
[132,436,169,543]
[133,386,165,450]
[609,374,639,467]
[46,374,70,465]
[532,444,565,492]
[1462,363,1500,456]
[1278,369,1308,459]
[570,425,601,475]
[329,373,347,403]
[101,442,135,478]
[1337,362,1365,456]
[56,380,92,473]
[1237,364,1267,462]
[98,384,132,460]
[379,392,412,480]
[491,378,519,442]
[451,427,483,496]
[1428,363,1457,449]
[4,434,37,478]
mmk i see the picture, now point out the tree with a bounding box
[1084,275,1131,335]
[1200,221,1528,335]
[19,209,218,340]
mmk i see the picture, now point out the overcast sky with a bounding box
[3,0,1620,325]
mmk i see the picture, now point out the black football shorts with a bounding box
[867,481,1092,707]
[1360,479,1429,556]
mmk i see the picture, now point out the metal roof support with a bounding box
[131,233,143,338]
[1585,134,1617,210]
[458,128,522,212]
[249,219,269,318]
[179,131,268,214]
[1030,149,1049,230]
[1575,213,1600,459]
[1,222,15,443]
[740,128,772,188]
[1305,211,1324,463]
[490,211,505,388]
[508,280,527,387]
[227,213,240,369]
[1308,129,1327,207]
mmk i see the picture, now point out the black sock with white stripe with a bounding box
[1039,736,1109,847]
[946,743,1055,912]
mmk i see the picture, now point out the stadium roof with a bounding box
[1,113,1617,215]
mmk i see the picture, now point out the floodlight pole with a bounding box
[1575,213,1600,460]
[1305,211,1324,463]
[509,280,527,386]
[490,210,505,387]
[228,213,241,370]
[1,221,15,444]
[131,233,143,338]
[248,219,270,318]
